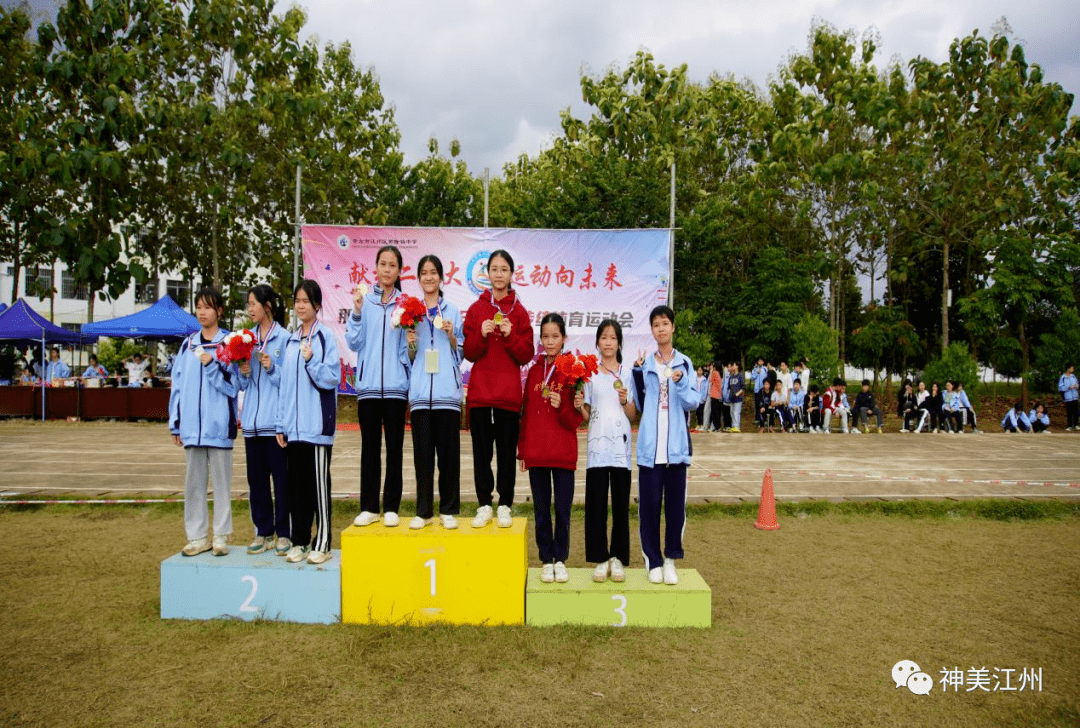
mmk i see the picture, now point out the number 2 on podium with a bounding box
[424,559,437,597]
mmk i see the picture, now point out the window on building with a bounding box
[61,269,89,300]
[166,279,190,308]
[60,323,82,334]
[135,280,158,305]
[24,266,55,298]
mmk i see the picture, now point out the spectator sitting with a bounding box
[941,381,963,433]
[1028,402,1050,433]
[757,379,773,432]
[122,353,150,387]
[854,379,884,434]
[768,381,792,432]
[1001,402,1031,433]
[787,378,806,432]
[806,384,822,432]
[821,378,850,434]
[912,381,931,432]
[898,382,920,433]
[955,382,980,433]
[82,354,109,380]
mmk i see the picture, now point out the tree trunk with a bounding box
[1019,322,1029,410]
[87,289,95,324]
[885,221,893,305]
[941,236,950,353]
[211,208,221,290]
[11,220,22,304]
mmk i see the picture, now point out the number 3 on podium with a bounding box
[424,559,437,597]
[611,594,627,627]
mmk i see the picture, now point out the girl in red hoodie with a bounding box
[462,249,535,528]
[519,313,584,583]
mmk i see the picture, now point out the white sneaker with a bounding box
[440,514,459,529]
[609,557,625,582]
[353,511,378,527]
[900,428,909,434]
[383,511,400,527]
[246,535,273,555]
[212,535,229,556]
[274,537,292,556]
[540,563,555,583]
[471,505,493,528]
[306,549,331,565]
[181,537,211,557]
[592,561,609,583]
[496,505,512,528]
[409,516,432,530]
[850,428,860,435]
[663,557,679,585]
[647,567,663,584]
[285,545,309,563]
[554,562,569,583]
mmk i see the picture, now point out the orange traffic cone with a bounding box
[754,469,780,530]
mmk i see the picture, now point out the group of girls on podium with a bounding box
[170,246,697,585]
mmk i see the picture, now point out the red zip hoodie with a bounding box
[463,289,534,412]
[518,356,583,470]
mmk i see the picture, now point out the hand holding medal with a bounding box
[353,283,368,311]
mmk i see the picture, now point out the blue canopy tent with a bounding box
[81,294,199,341]
[0,302,7,315]
[0,299,85,420]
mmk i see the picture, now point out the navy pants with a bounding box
[245,435,290,538]
[584,467,631,565]
[638,463,687,570]
[410,409,461,518]
[357,398,406,514]
[529,467,574,564]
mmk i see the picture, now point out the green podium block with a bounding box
[526,568,711,628]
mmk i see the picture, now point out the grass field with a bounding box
[1,501,1078,727]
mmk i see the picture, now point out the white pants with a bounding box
[823,406,849,433]
[184,447,234,541]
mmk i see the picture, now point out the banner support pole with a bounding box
[668,161,676,306]
[293,164,302,292]
[483,167,490,229]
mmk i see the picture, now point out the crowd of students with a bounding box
[694,358,1078,435]
[0,344,160,387]
[166,246,697,587]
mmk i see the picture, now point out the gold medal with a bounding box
[541,386,550,398]
[613,379,624,390]
[493,311,504,325]
[663,366,674,379]
[356,283,369,298]
[433,315,444,329]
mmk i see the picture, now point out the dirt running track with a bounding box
[0,420,1077,504]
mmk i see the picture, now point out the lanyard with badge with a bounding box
[424,301,445,374]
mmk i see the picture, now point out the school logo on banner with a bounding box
[336,234,350,250]
[466,251,491,296]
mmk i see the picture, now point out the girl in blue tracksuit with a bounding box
[404,255,464,530]
[238,284,291,556]
[168,286,239,558]
[631,305,699,587]
[346,245,411,528]
[276,279,339,565]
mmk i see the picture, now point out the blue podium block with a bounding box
[526,568,712,627]
[160,550,341,624]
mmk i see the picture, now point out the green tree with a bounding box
[790,313,841,387]
[672,309,712,372]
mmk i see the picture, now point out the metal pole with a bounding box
[668,161,676,306]
[483,167,490,229]
[292,164,302,291]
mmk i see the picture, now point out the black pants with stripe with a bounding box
[584,467,631,565]
[286,442,332,552]
[357,398,407,514]
[410,409,461,518]
[469,407,519,508]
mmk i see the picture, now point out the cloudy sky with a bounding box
[294,0,1079,174]
[20,0,1080,174]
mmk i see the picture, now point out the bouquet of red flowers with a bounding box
[554,352,599,391]
[390,294,427,329]
[216,330,257,364]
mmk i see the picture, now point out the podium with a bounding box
[525,568,712,627]
[341,519,527,625]
[160,550,341,624]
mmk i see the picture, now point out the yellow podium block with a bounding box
[341,518,527,625]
